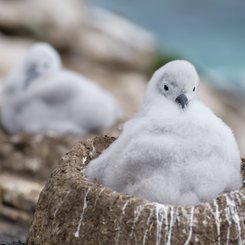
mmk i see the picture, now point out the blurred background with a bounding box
[0,0,244,243]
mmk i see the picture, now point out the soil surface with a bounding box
[27,136,245,245]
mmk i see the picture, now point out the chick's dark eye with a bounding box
[193,87,196,92]
[164,85,169,91]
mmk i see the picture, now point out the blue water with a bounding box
[89,0,245,89]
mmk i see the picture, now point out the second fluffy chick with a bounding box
[1,43,121,135]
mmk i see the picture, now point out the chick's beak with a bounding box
[25,65,38,87]
[175,94,188,109]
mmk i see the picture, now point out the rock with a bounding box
[0,241,25,245]
[0,130,81,241]
[0,173,43,213]
[199,81,245,156]
[0,206,32,226]
[0,220,27,242]
[78,7,157,70]
[0,174,39,241]
[27,136,245,244]
[0,0,85,50]
[0,130,80,181]
[0,0,156,70]
[0,34,32,78]
[0,229,26,245]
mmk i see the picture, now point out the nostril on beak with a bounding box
[175,94,188,109]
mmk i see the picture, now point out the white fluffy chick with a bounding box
[86,60,241,206]
[3,43,61,93]
[0,43,121,135]
[1,43,61,134]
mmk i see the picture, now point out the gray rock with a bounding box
[0,34,32,78]
[0,130,79,181]
[78,7,157,70]
[0,233,25,245]
[0,174,42,213]
[0,0,156,70]
[199,81,245,156]
[0,219,28,242]
[27,136,245,244]
[0,206,32,226]
[0,0,85,49]
[0,130,80,229]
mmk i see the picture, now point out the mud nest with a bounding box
[27,136,245,245]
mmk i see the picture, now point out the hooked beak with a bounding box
[175,94,188,109]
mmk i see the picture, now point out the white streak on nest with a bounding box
[225,193,242,245]
[206,201,221,245]
[155,203,170,245]
[183,206,195,245]
[89,142,96,158]
[163,205,169,242]
[234,192,242,206]
[115,200,130,245]
[232,193,243,245]
[166,206,175,244]
[82,156,87,165]
[155,204,165,245]
[74,187,91,238]
[129,203,148,244]
[238,191,245,200]
[224,196,232,245]
[166,206,174,245]
[80,156,88,173]
[81,146,87,167]
[213,200,221,245]
[175,207,181,224]
[94,187,105,207]
[142,206,154,245]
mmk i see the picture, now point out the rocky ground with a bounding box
[0,130,81,243]
[0,0,154,243]
[0,0,244,244]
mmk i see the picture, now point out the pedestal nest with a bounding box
[27,136,245,245]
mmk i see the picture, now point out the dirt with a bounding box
[0,129,84,244]
[27,136,245,245]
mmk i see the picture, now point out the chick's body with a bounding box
[86,60,241,205]
[18,71,120,134]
